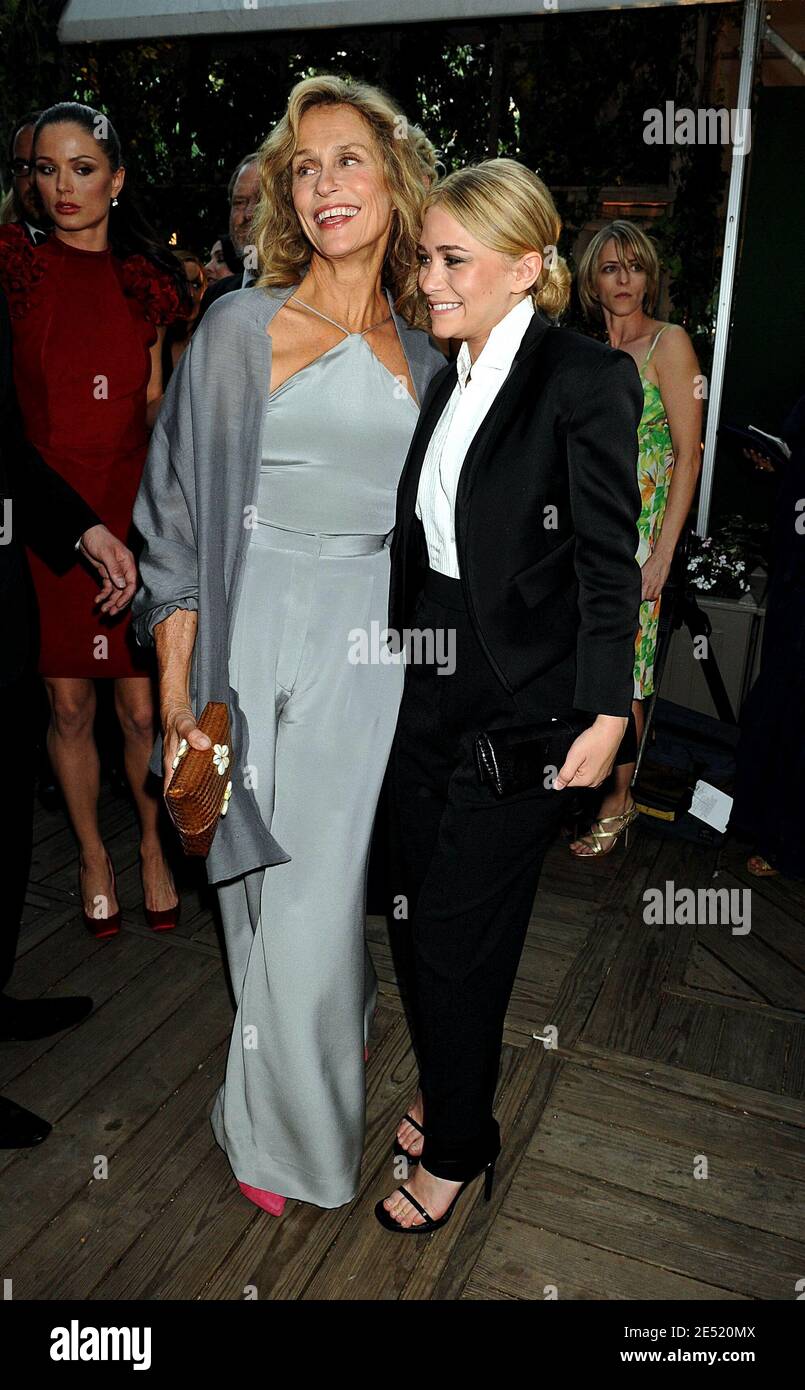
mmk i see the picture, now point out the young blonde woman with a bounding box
[570,220,702,857]
[377,160,644,1233]
[133,77,444,1215]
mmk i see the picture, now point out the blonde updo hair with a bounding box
[577,219,661,321]
[252,75,432,324]
[406,157,571,329]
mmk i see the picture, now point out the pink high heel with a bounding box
[238,1182,286,1217]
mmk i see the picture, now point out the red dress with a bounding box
[0,225,182,677]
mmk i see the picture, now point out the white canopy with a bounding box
[58,0,730,44]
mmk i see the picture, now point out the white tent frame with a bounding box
[57,0,778,537]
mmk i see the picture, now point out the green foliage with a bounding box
[1,0,731,357]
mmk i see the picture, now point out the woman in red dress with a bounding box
[0,102,189,936]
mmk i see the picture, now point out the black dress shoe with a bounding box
[0,1095,51,1147]
[0,994,93,1041]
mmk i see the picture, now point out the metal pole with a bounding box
[695,0,764,538]
[764,23,805,79]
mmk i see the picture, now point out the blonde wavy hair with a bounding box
[576,219,660,320]
[252,75,431,324]
[404,157,572,329]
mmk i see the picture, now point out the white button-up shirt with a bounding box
[415,295,535,578]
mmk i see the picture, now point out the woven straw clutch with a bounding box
[164,702,232,857]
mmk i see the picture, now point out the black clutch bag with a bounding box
[473,716,584,798]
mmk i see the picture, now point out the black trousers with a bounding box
[390,571,576,1180]
[0,674,36,994]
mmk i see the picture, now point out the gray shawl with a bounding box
[131,282,445,884]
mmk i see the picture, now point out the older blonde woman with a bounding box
[569,220,702,857]
[132,76,444,1213]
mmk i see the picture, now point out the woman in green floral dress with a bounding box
[570,220,702,856]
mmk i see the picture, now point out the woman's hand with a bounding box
[640,548,672,602]
[162,701,211,794]
[78,524,137,614]
[554,715,627,790]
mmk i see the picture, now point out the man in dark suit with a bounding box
[5,108,48,239]
[195,153,260,325]
[0,287,137,1147]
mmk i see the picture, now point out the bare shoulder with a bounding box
[655,321,698,369]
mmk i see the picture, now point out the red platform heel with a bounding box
[144,904,181,932]
[80,856,121,939]
[140,853,180,931]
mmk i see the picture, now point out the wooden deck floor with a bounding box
[3,785,804,1301]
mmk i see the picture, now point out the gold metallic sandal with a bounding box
[570,803,639,858]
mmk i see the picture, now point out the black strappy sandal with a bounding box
[392,1112,425,1165]
[374,1158,497,1235]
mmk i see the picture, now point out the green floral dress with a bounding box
[633,325,675,698]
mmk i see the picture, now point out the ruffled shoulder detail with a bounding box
[119,254,187,326]
[0,223,47,318]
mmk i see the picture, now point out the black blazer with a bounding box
[0,288,99,687]
[389,309,644,719]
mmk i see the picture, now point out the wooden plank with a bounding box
[713,869,805,976]
[120,922,222,961]
[87,1144,255,1300]
[527,888,598,945]
[506,1155,805,1300]
[567,1039,805,1127]
[16,901,93,955]
[711,1009,791,1093]
[692,929,805,1013]
[527,1110,804,1241]
[6,919,116,999]
[0,938,217,1118]
[550,833,666,1055]
[0,930,171,1092]
[749,902,805,977]
[28,798,132,883]
[582,837,716,1055]
[11,787,805,1303]
[0,979,232,1277]
[683,941,765,1002]
[23,884,75,908]
[640,993,725,1074]
[504,982,557,1038]
[366,938,402,994]
[550,1063,805,1180]
[664,982,805,1028]
[721,841,805,920]
[511,938,577,997]
[783,1024,805,1100]
[462,1214,748,1301]
[536,854,618,904]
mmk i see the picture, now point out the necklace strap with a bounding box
[290,296,391,337]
